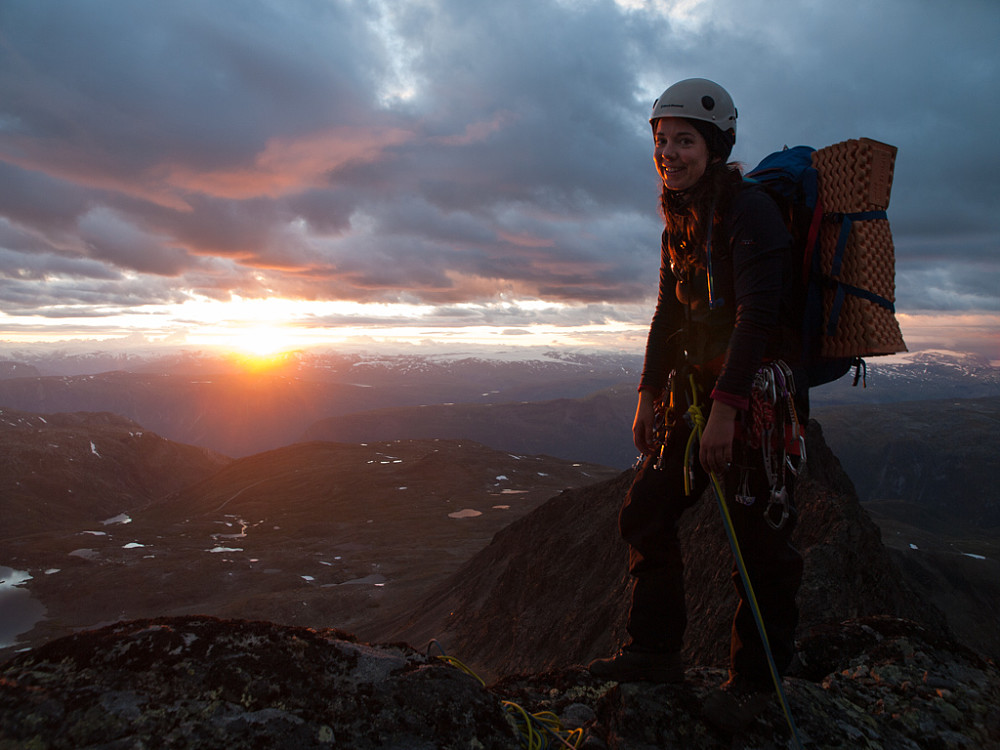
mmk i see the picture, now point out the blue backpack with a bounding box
[745,145,898,387]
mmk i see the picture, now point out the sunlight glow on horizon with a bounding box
[0,294,651,354]
[2,298,998,363]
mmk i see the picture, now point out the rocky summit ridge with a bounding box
[2,422,999,748]
[1,613,998,749]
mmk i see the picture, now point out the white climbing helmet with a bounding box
[649,78,738,143]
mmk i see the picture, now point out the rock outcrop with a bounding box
[501,615,1000,748]
[0,616,517,749]
[2,614,999,748]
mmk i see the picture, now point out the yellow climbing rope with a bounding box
[684,375,804,749]
[428,642,583,750]
[501,701,583,750]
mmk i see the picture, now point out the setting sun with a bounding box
[214,325,305,373]
[227,325,295,357]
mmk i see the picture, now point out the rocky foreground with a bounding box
[0,614,998,749]
[3,418,1000,748]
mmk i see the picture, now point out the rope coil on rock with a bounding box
[427,641,583,750]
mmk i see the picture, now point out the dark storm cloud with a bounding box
[0,1,380,174]
[0,246,119,283]
[0,162,94,238]
[0,270,189,315]
[0,0,997,330]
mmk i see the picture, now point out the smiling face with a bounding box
[653,117,711,192]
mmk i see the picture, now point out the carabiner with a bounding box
[765,486,790,531]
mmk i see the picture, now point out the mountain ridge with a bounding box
[363,420,952,681]
[0,407,230,539]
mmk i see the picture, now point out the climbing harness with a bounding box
[427,641,584,750]
[683,374,806,750]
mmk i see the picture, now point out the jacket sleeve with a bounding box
[638,230,685,394]
[710,188,792,409]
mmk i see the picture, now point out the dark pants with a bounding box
[619,402,803,686]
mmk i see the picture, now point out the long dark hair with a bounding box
[660,160,743,274]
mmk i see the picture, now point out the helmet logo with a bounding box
[701,96,716,111]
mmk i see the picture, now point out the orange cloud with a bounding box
[165,126,414,200]
[0,135,194,212]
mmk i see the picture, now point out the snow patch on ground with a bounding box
[101,513,132,526]
[328,573,387,586]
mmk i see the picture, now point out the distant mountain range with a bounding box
[1,348,997,527]
[1,348,997,523]
[0,348,643,457]
[809,349,1000,404]
[0,347,997,461]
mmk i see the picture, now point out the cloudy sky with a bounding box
[1,0,998,359]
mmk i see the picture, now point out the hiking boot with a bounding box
[702,676,773,733]
[588,645,684,683]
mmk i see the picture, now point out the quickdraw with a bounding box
[636,367,688,472]
[745,361,805,530]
